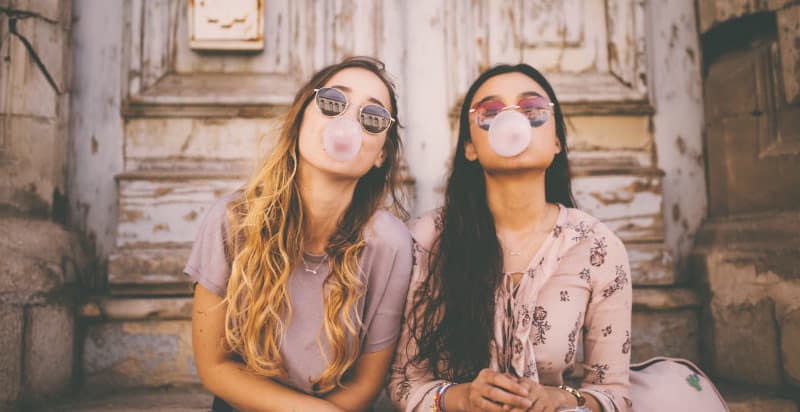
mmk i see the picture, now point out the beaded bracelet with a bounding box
[438,382,455,411]
[432,382,455,412]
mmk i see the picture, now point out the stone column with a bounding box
[694,0,800,408]
[0,0,86,409]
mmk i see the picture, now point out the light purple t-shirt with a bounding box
[184,193,413,394]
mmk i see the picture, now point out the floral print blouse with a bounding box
[388,204,633,412]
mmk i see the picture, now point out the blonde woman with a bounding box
[186,57,413,412]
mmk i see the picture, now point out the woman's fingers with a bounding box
[469,369,534,411]
[479,384,532,409]
[467,381,500,412]
[475,395,511,412]
[520,380,555,412]
[486,370,530,397]
[471,369,532,410]
[528,398,547,412]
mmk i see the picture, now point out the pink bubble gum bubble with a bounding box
[322,117,363,162]
[487,110,532,158]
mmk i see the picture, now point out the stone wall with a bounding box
[0,0,85,410]
[698,0,800,107]
[695,0,800,406]
[692,214,800,396]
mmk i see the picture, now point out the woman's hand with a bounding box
[506,379,572,412]
[456,368,532,412]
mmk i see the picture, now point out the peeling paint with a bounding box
[119,209,144,223]
[649,0,707,269]
[676,135,687,154]
[153,187,173,197]
[68,1,126,264]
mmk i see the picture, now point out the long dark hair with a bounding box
[407,64,575,381]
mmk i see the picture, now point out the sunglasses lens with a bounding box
[316,88,348,117]
[518,96,552,128]
[360,104,393,133]
[475,100,505,131]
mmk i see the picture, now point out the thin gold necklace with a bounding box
[302,254,328,275]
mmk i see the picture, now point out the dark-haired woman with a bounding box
[389,64,632,412]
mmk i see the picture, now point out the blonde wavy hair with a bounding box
[221,57,405,394]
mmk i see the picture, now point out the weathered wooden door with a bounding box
[86,0,699,388]
[110,0,405,295]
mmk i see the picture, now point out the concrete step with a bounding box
[29,386,213,412]
[630,287,701,363]
[25,385,404,412]
[720,383,799,412]
[33,383,800,412]
[77,286,701,390]
[29,381,799,412]
[690,213,800,391]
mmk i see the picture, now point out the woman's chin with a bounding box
[315,158,375,180]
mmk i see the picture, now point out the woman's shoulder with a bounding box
[562,206,623,240]
[560,206,628,256]
[366,209,413,253]
[560,206,630,285]
[199,190,242,233]
[406,208,444,252]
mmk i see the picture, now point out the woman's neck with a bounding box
[485,170,550,232]
[297,163,358,254]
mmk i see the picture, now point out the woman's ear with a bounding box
[554,138,562,155]
[373,149,386,168]
[465,141,478,161]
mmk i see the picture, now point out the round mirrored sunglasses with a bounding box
[314,87,395,134]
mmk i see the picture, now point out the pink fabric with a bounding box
[389,205,633,412]
[629,357,729,411]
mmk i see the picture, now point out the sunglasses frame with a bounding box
[313,87,396,134]
[469,97,555,131]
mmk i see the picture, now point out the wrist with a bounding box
[557,384,585,406]
[447,383,469,412]
[552,386,575,406]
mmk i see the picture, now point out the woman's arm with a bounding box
[192,284,344,412]
[578,233,633,412]
[323,344,397,411]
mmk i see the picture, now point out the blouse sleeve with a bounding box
[387,239,446,412]
[579,231,633,412]
[183,195,234,298]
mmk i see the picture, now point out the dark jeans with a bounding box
[211,396,236,412]
[211,394,379,412]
